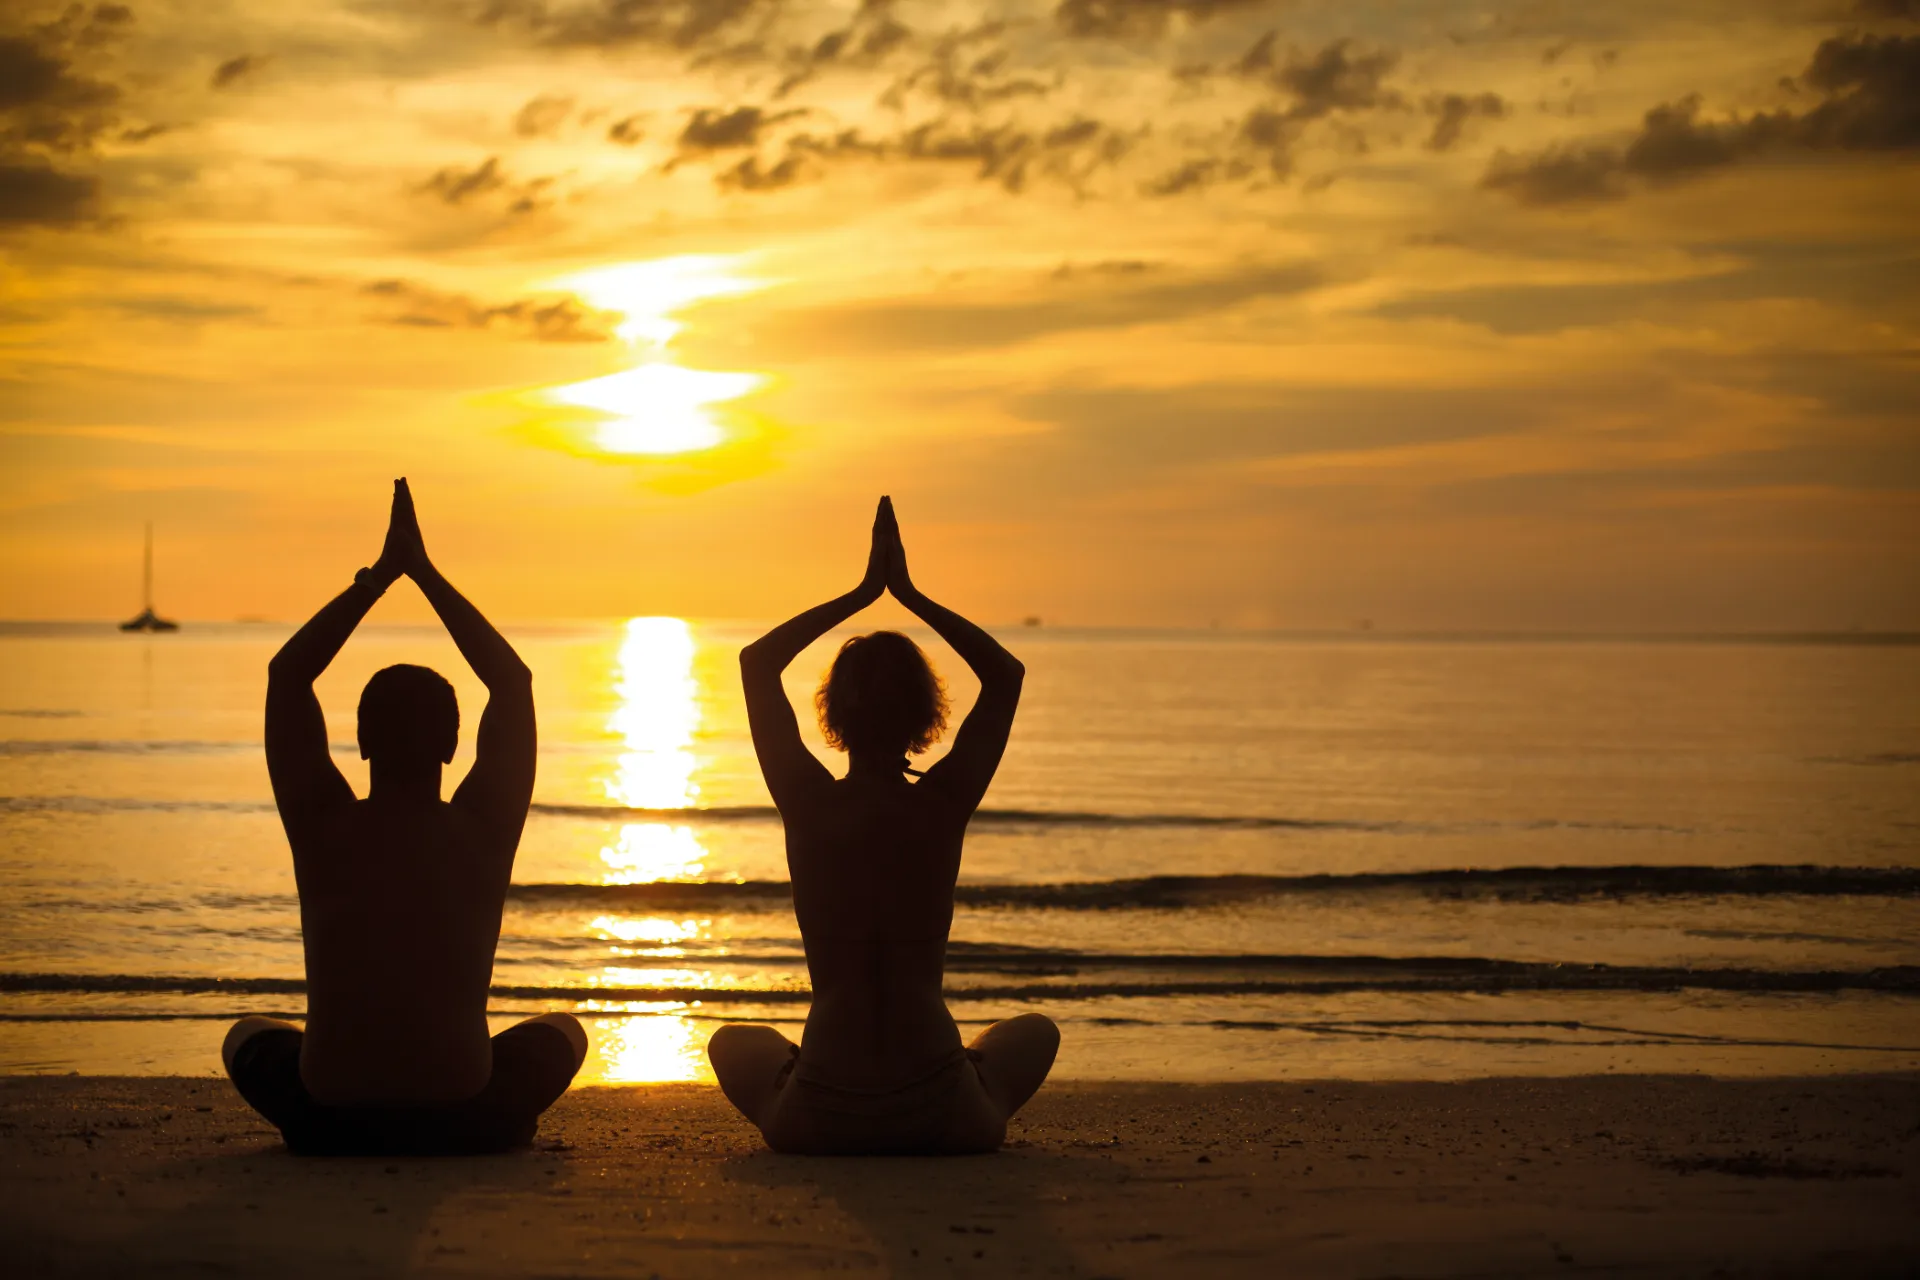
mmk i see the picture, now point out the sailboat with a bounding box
[119,522,179,633]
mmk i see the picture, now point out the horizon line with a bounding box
[4,618,1918,645]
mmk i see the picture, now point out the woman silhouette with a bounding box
[709,497,1059,1154]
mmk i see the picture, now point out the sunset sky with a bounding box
[2,0,1915,629]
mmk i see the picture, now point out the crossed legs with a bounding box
[222,1013,588,1081]
[707,1013,1060,1149]
[707,1023,797,1129]
[964,1012,1060,1118]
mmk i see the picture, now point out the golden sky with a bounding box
[2,0,1916,629]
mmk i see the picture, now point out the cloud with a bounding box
[1484,34,1920,204]
[478,0,770,51]
[895,115,1130,193]
[881,22,1051,110]
[1053,0,1266,40]
[1424,91,1506,151]
[1237,35,1403,120]
[716,152,804,190]
[0,36,72,112]
[360,278,615,342]
[418,154,506,203]
[676,104,803,153]
[607,113,645,144]
[1168,36,1409,182]
[0,14,130,228]
[513,93,573,136]
[1481,142,1619,203]
[210,54,266,90]
[715,126,882,189]
[27,3,133,51]
[693,107,1129,194]
[0,33,119,149]
[1797,33,1920,147]
[413,154,556,215]
[771,0,912,98]
[1143,157,1231,196]
[0,157,96,225]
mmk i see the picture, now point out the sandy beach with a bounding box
[3,1072,1914,1277]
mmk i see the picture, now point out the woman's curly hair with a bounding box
[815,631,950,756]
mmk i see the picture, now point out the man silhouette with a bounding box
[222,479,586,1155]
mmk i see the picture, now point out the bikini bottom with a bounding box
[758,1046,1005,1156]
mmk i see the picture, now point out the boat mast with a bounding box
[143,522,154,612]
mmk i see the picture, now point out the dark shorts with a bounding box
[227,1022,579,1156]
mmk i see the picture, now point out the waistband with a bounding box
[783,1046,981,1116]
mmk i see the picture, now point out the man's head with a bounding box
[815,631,949,757]
[358,664,458,767]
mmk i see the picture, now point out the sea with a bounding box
[2,620,1916,1085]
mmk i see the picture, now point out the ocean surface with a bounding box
[1,620,1916,1084]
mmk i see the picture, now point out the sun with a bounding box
[543,255,767,457]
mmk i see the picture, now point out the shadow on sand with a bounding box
[43,1141,561,1277]
[723,1143,1102,1278]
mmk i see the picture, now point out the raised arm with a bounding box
[264,548,396,836]
[739,500,890,810]
[382,480,536,832]
[882,499,1025,814]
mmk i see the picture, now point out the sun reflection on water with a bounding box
[589,914,706,950]
[599,823,706,884]
[592,617,724,1023]
[578,1004,714,1084]
[606,616,701,812]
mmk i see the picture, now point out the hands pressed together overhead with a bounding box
[369,478,432,590]
[858,495,917,606]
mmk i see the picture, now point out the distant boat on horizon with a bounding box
[119,522,179,633]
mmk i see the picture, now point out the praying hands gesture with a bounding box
[266,477,533,827]
[854,496,914,607]
[742,494,1023,812]
[368,478,431,590]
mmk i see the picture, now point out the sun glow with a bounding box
[546,256,765,456]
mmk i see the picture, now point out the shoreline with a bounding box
[4,1073,1914,1277]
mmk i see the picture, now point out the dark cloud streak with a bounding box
[0,158,96,225]
[210,54,266,90]
[1425,91,1506,151]
[361,278,614,342]
[677,104,803,152]
[1484,35,1920,204]
[1053,0,1267,40]
[478,0,769,51]
[418,155,507,203]
[0,14,131,228]
[513,93,573,136]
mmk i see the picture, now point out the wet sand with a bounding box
[3,1073,1914,1277]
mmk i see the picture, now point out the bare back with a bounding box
[780,772,973,1086]
[288,796,520,1104]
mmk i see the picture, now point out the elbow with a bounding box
[997,654,1026,687]
[739,641,769,677]
[495,657,533,689]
